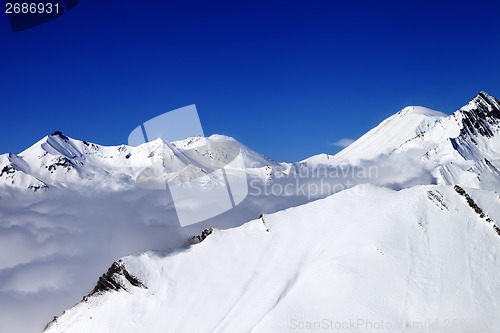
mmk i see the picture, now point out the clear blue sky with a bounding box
[1,0,500,162]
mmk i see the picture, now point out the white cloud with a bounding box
[330,138,355,148]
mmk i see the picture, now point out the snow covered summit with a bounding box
[305,91,500,191]
[0,132,275,193]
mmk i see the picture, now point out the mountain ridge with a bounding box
[43,183,500,333]
[2,92,500,195]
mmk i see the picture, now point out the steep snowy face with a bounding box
[449,92,500,158]
[0,153,48,191]
[458,91,500,138]
[3,131,143,191]
[43,184,500,333]
[417,92,500,189]
[306,106,447,165]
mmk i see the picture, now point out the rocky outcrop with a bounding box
[88,260,146,297]
[454,185,500,236]
[188,228,214,244]
[459,92,500,139]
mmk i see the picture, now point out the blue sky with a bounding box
[1,0,500,162]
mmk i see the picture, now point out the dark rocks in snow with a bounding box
[494,225,500,236]
[260,214,270,232]
[0,165,15,177]
[28,183,48,192]
[188,228,214,244]
[427,190,449,210]
[89,260,146,296]
[46,157,75,173]
[44,262,146,332]
[454,185,500,236]
[459,92,500,139]
[454,185,485,217]
[1,164,48,191]
[51,131,69,141]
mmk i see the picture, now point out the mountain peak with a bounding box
[461,91,500,113]
[50,130,70,141]
[397,106,446,117]
[457,92,500,138]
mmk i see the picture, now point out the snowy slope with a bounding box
[0,153,48,191]
[44,184,500,333]
[303,106,447,165]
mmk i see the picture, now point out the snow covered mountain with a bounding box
[304,91,500,191]
[44,184,500,333]
[2,92,499,197]
[2,92,500,333]
[0,132,276,193]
